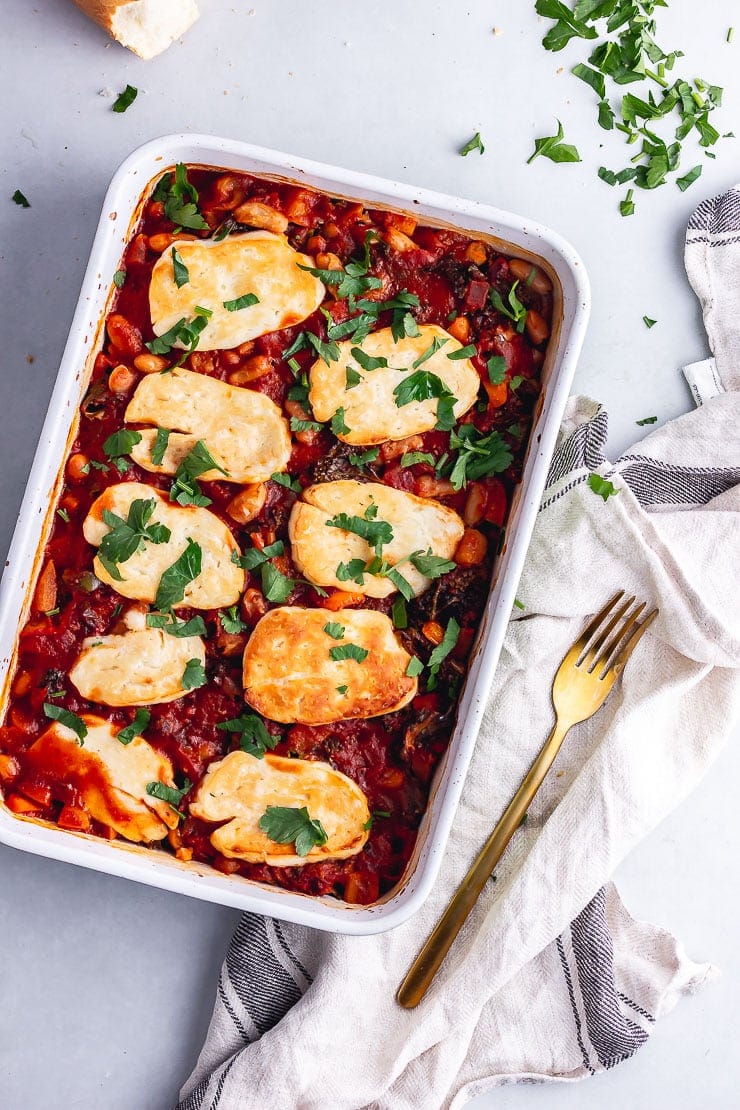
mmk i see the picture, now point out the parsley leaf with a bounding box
[155,163,208,230]
[447,425,513,490]
[348,447,380,467]
[102,428,142,471]
[676,165,703,191]
[409,551,456,578]
[326,510,393,556]
[527,119,581,164]
[392,596,408,629]
[217,714,277,758]
[270,472,302,492]
[261,562,295,603]
[587,472,620,501]
[448,344,477,361]
[460,131,485,156]
[490,282,527,333]
[98,498,171,580]
[146,612,207,637]
[400,451,436,468]
[151,427,171,466]
[412,335,449,369]
[170,440,226,507]
[182,658,207,691]
[146,306,212,364]
[113,269,126,288]
[223,293,259,312]
[118,709,150,745]
[323,621,346,639]
[620,189,636,217]
[643,316,657,328]
[258,805,329,857]
[112,84,138,113]
[487,355,507,384]
[12,189,30,208]
[154,538,202,610]
[331,407,350,436]
[43,704,87,744]
[393,371,456,424]
[232,540,285,571]
[329,643,369,663]
[351,348,388,372]
[146,779,191,815]
[219,606,247,634]
[406,656,424,678]
[636,415,658,426]
[171,247,189,288]
[427,617,460,687]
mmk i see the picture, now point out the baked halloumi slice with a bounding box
[69,624,206,707]
[22,715,179,843]
[308,324,479,444]
[190,750,370,866]
[242,606,417,724]
[125,368,291,484]
[289,479,464,598]
[148,232,324,351]
[83,482,243,609]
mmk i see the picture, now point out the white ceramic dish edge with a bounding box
[0,134,590,934]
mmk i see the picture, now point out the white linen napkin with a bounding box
[177,188,740,1110]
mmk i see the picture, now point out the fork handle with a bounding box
[396,717,571,1009]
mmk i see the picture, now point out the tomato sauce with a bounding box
[0,166,552,904]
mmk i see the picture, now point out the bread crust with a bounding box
[72,1,200,60]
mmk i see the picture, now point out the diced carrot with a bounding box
[448,315,471,344]
[58,806,91,832]
[484,381,508,408]
[32,560,57,615]
[464,241,488,265]
[318,590,365,611]
[5,794,42,815]
[0,754,19,782]
[378,768,404,789]
[422,621,445,645]
[343,871,380,905]
[455,529,488,566]
[18,780,53,807]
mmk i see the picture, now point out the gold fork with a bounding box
[397,591,659,1009]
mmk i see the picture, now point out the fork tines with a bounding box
[577,591,658,679]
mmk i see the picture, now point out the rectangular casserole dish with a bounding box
[0,134,589,934]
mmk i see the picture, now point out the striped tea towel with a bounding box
[178,189,740,1110]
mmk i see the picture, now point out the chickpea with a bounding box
[134,353,169,374]
[108,364,138,394]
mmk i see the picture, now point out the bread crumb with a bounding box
[492,27,503,36]
[26,354,34,364]
[98,88,113,98]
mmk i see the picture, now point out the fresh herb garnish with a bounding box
[587,472,620,501]
[409,552,456,578]
[329,643,369,663]
[406,656,424,678]
[98,498,171,581]
[527,119,581,164]
[620,189,636,217]
[261,562,295,604]
[171,247,189,288]
[412,335,449,369]
[151,427,171,467]
[146,306,213,366]
[460,131,485,156]
[336,684,349,696]
[170,440,226,507]
[219,606,247,634]
[258,805,329,857]
[326,509,393,556]
[217,714,277,759]
[323,621,346,640]
[448,344,477,361]
[400,451,436,468]
[113,269,126,288]
[393,370,457,430]
[153,163,208,230]
[270,472,302,492]
[348,447,380,467]
[426,617,460,688]
[487,355,507,384]
[146,612,207,638]
[351,348,388,372]
[446,425,513,490]
[12,189,30,208]
[636,415,658,426]
[154,539,202,610]
[43,703,88,744]
[490,282,527,333]
[56,508,70,524]
[146,779,191,815]
[391,596,408,629]
[676,165,703,191]
[102,427,143,473]
[223,293,259,312]
[232,540,285,571]
[118,709,151,745]
[181,657,207,691]
[331,407,350,436]
[112,84,138,113]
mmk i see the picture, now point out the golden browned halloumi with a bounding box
[126,368,291,484]
[21,715,179,842]
[83,482,243,609]
[308,324,479,444]
[148,232,324,350]
[190,750,370,866]
[69,624,206,707]
[289,479,464,598]
[242,606,417,724]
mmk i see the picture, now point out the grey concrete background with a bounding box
[1,2,738,1107]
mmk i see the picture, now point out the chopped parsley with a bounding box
[153,163,208,230]
[400,451,436,468]
[412,335,449,369]
[56,508,70,524]
[151,427,171,466]
[426,618,460,689]
[351,348,388,372]
[146,612,207,638]
[410,552,456,577]
[102,427,142,473]
[587,473,620,501]
[620,189,636,217]
[118,709,151,745]
[487,355,507,384]
[393,370,457,430]
[329,643,369,663]
[676,165,703,192]
[636,415,658,426]
[460,131,485,156]
[348,447,380,467]
[217,714,277,759]
[259,805,329,857]
[406,656,424,678]
[98,498,171,581]
[43,704,87,744]
[290,416,322,434]
[232,540,285,571]
[446,425,513,490]
[112,84,138,113]
[323,621,346,640]
[182,657,207,691]
[448,344,477,361]
[113,269,126,288]
[170,440,226,507]
[12,189,30,208]
[219,606,247,634]
[326,507,393,556]
[223,293,259,312]
[270,472,302,492]
[146,779,191,816]
[261,562,295,604]
[490,282,527,333]
[331,407,350,436]
[391,596,408,629]
[154,539,202,611]
[643,316,657,329]
[336,685,349,696]
[171,247,189,289]
[146,306,213,366]
[527,119,581,164]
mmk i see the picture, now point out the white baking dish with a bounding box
[0,135,589,933]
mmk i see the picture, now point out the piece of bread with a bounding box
[72,1,200,60]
